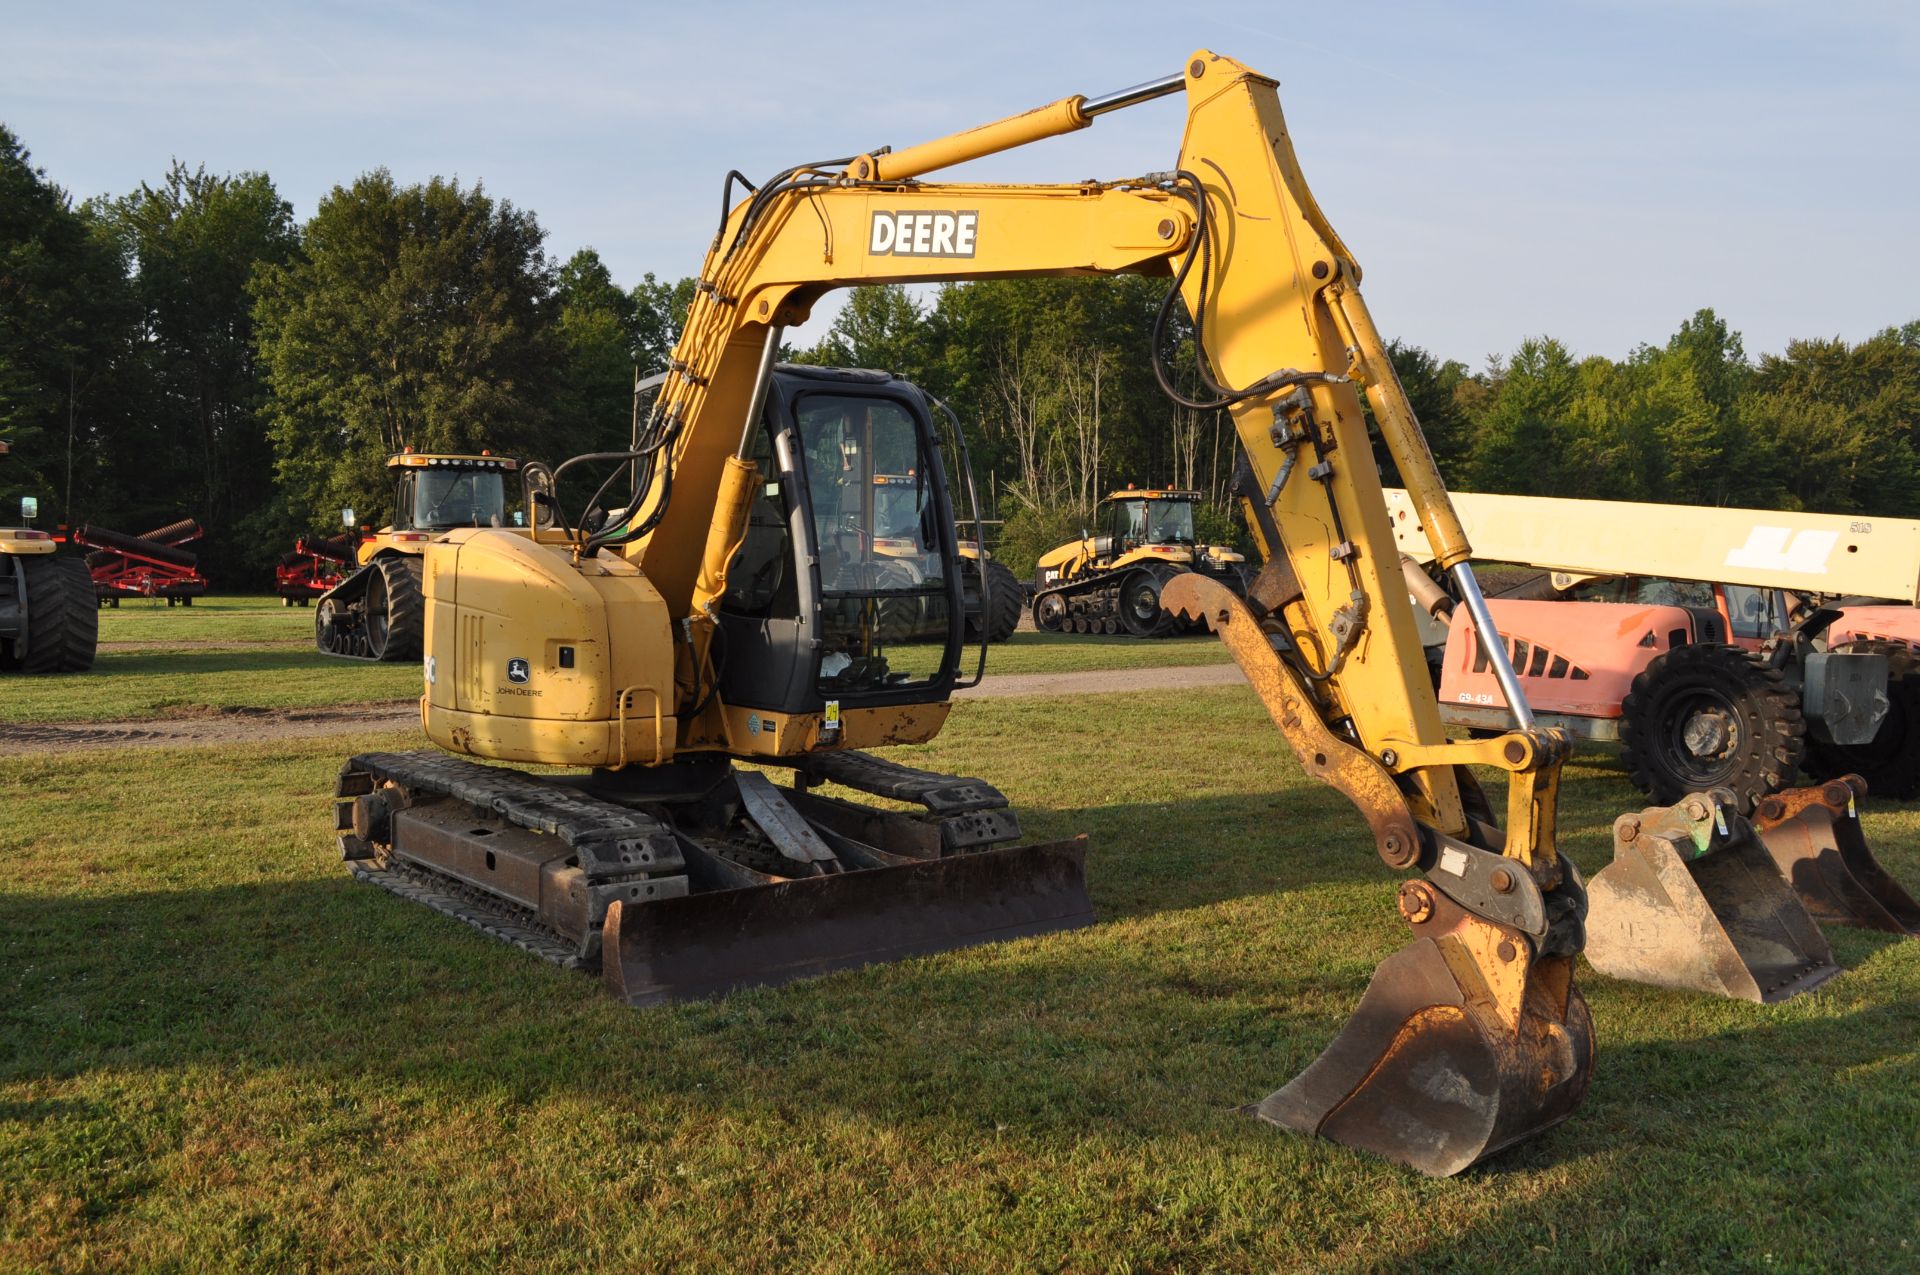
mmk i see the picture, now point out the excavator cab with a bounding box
[720,366,965,705]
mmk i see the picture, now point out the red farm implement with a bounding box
[74,518,208,606]
[275,532,354,606]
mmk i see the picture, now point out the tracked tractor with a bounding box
[314,451,520,660]
[327,52,1887,1176]
[0,440,97,674]
[1031,488,1246,635]
[869,473,1022,643]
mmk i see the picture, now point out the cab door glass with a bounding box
[797,394,951,691]
[1722,585,1783,640]
[723,422,798,619]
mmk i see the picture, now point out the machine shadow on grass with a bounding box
[4,845,1915,1141]
[86,649,349,678]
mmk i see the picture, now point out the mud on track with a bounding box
[0,665,1248,754]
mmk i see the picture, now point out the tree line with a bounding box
[4,123,1916,584]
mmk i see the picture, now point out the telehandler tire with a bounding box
[1803,644,1920,800]
[1620,642,1804,812]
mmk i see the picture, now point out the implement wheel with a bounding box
[1620,643,1804,812]
[1804,645,1920,799]
[365,555,425,662]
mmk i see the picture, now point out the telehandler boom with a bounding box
[329,51,1868,1175]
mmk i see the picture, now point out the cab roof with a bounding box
[1103,488,1200,503]
[386,452,519,471]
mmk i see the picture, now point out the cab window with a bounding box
[794,394,951,691]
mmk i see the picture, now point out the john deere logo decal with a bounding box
[869,210,978,258]
[506,658,530,684]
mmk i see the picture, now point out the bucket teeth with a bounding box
[1752,775,1920,937]
[1253,881,1593,1177]
[1585,789,1840,1002]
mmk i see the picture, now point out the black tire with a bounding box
[979,559,1022,643]
[365,554,425,662]
[1620,643,1804,812]
[17,554,99,673]
[1803,645,1920,799]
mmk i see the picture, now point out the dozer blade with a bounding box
[603,836,1093,1005]
[1254,881,1593,1178]
[1753,775,1920,936]
[1585,790,1840,1002]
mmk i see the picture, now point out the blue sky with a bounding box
[5,1,1915,364]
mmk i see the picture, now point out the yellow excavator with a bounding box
[330,51,1874,1175]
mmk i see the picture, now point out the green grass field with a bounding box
[97,594,313,646]
[4,686,1916,1271]
[6,614,1228,724]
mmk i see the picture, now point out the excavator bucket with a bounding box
[1584,789,1840,1001]
[1752,775,1920,936]
[1252,882,1593,1178]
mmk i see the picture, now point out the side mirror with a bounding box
[341,507,356,528]
[19,496,37,523]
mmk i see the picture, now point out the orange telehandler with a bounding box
[327,52,1883,1175]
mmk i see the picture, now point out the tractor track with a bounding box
[0,665,1248,755]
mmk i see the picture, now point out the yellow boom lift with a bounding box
[329,52,1873,1175]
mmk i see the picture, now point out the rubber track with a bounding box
[353,858,587,968]
[373,555,425,662]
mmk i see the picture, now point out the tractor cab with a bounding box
[386,451,519,535]
[1103,487,1199,554]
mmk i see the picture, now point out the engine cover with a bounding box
[422,530,675,767]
